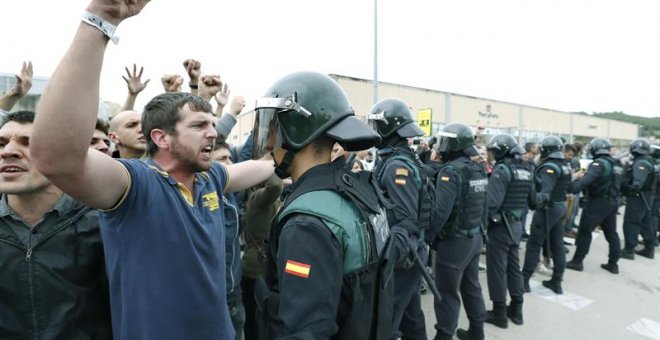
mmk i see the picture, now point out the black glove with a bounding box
[390,226,417,269]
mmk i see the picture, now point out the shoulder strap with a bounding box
[494,162,513,182]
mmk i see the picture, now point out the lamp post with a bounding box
[373,0,379,104]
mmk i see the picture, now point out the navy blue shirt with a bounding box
[100,159,235,340]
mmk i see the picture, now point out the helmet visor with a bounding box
[433,130,457,153]
[252,99,285,159]
[366,111,387,132]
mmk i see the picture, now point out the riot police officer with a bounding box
[426,123,487,340]
[252,71,391,339]
[566,138,622,274]
[651,143,660,246]
[369,97,429,340]
[522,135,572,295]
[621,138,656,260]
[484,134,535,329]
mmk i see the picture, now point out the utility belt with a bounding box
[546,200,566,208]
[440,224,484,239]
[500,211,521,222]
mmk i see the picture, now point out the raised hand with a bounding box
[183,59,201,84]
[85,0,152,26]
[214,82,231,107]
[12,61,33,97]
[122,64,150,95]
[228,95,246,116]
[198,75,223,101]
[161,74,183,93]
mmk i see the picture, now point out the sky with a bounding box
[2,0,660,118]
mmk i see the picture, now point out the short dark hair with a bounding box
[1,110,36,127]
[564,143,577,154]
[95,118,109,135]
[141,92,213,157]
[524,142,537,153]
[214,140,230,151]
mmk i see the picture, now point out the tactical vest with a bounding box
[584,156,622,199]
[445,157,488,231]
[260,163,393,340]
[631,156,657,192]
[376,148,435,234]
[496,160,534,213]
[535,159,571,202]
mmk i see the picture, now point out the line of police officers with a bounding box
[249,72,657,340]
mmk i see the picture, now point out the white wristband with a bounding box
[81,11,119,44]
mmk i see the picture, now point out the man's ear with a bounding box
[151,129,169,150]
[108,132,120,145]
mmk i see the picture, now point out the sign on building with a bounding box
[418,108,432,137]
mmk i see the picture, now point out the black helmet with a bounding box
[433,122,478,157]
[367,98,424,140]
[486,133,518,161]
[252,71,381,158]
[587,138,612,158]
[539,135,564,159]
[629,138,650,156]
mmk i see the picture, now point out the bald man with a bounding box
[109,110,146,158]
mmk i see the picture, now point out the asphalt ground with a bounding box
[420,207,660,340]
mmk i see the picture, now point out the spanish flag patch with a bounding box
[546,169,554,174]
[285,260,311,278]
[441,176,450,182]
[395,178,407,185]
[395,168,409,177]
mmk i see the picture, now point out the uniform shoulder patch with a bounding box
[285,260,311,278]
[395,178,407,186]
[441,176,450,182]
[395,168,409,177]
[546,169,555,174]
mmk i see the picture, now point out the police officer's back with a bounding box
[566,138,622,274]
[427,123,487,340]
[252,72,390,339]
[368,97,430,340]
[621,138,656,259]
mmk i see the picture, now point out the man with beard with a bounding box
[30,1,275,338]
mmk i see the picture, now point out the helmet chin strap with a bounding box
[274,150,296,179]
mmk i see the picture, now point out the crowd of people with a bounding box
[1,1,659,340]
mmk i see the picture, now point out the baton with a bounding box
[639,192,652,212]
[501,213,515,241]
[412,248,442,303]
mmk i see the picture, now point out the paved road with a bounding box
[420,207,660,340]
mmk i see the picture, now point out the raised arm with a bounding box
[0,61,33,112]
[121,63,150,110]
[31,0,151,210]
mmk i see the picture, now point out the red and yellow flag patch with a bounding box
[441,176,450,182]
[285,260,311,278]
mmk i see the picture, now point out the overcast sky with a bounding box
[3,0,659,118]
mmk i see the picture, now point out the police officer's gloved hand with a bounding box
[390,226,416,268]
[536,193,550,209]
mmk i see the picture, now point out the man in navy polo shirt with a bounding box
[30,1,275,339]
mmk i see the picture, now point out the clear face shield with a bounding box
[251,96,313,159]
[366,111,387,132]
[433,130,458,154]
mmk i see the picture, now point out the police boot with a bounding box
[507,298,524,325]
[634,247,655,259]
[566,259,584,272]
[620,248,635,260]
[485,302,508,328]
[541,273,563,294]
[456,326,485,340]
[600,262,619,274]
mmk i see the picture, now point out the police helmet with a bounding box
[539,135,564,159]
[587,138,612,158]
[651,143,660,159]
[486,133,518,161]
[433,122,478,157]
[629,138,650,156]
[252,72,381,158]
[366,98,424,141]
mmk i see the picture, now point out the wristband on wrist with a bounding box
[189,83,198,89]
[81,11,119,44]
